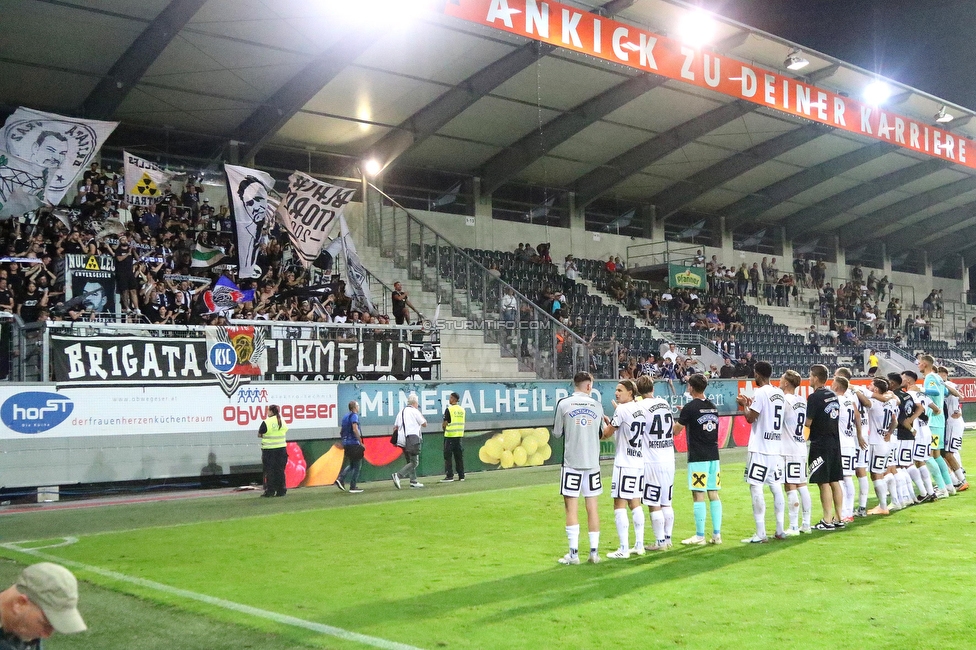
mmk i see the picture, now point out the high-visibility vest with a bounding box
[261,416,288,450]
[444,404,466,438]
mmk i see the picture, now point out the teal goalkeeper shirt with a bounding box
[923,372,946,430]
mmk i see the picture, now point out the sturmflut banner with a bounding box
[50,335,438,384]
[276,172,355,268]
[0,107,117,216]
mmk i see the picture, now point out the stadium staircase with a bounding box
[361,185,601,380]
[354,241,537,381]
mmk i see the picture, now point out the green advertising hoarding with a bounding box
[668,264,706,289]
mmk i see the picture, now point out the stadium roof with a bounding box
[4,0,976,262]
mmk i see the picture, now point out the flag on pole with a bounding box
[325,214,375,315]
[203,276,255,313]
[123,150,173,207]
[224,164,279,279]
[191,242,225,269]
[275,172,355,268]
[0,107,117,216]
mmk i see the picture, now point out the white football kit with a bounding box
[610,400,646,500]
[745,384,785,485]
[640,397,675,506]
[780,393,808,484]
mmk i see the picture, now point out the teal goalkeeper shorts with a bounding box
[687,460,721,492]
[930,427,946,451]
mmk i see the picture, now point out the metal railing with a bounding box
[626,241,700,270]
[830,276,916,311]
[365,183,597,379]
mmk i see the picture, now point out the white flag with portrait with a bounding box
[224,164,280,279]
[325,214,375,315]
[124,150,173,207]
[0,107,117,215]
[275,172,355,268]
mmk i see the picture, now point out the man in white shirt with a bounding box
[663,344,678,365]
[392,394,428,489]
[736,361,786,543]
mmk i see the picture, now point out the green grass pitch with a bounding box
[2,448,975,649]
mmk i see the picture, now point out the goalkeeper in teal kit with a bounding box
[919,354,956,496]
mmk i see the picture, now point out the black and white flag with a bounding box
[124,150,173,207]
[224,164,279,279]
[276,172,355,268]
[325,214,375,315]
[0,107,117,216]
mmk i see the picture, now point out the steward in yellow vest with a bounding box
[441,393,466,482]
[258,405,289,497]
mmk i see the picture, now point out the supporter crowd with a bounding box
[0,163,394,327]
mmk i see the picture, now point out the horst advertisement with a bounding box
[51,333,440,384]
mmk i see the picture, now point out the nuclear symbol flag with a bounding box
[84,256,100,271]
[124,150,173,207]
[135,173,159,197]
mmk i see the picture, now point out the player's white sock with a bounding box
[650,510,666,545]
[632,507,645,549]
[798,485,812,528]
[842,477,855,518]
[566,524,580,555]
[896,469,914,502]
[588,531,599,555]
[749,484,766,538]
[770,483,785,535]
[787,489,800,530]
[873,479,889,510]
[884,474,899,506]
[614,508,629,550]
[955,468,967,484]
[857,475,869,509]
[907,465,926,497]
[662,506,675,543]
[919,465,935,495]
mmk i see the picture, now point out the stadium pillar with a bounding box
[963,256,970,294]
[720,216,734,261]
[641,204,654,240]
[779,225,792,260]
[923,250,933,284]
[228,140,240,165]
[882,243,892,275]
[472,177,494,250]
[568,192,589,253]
[651,205,665,241]
[834,235,846,277]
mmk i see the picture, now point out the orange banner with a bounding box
[444,0,970,168]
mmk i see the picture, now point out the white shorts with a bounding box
[946,417,964,454]
[745,452,784,486]
[896,439,915,467]
[912,428,931,463]
[868,443,889,475]
[840,448,856,477]
[642,463,675,507]
[560,466,602,498]
[783,455,808,485]
[854,445,871,470]
[611,465,644,500]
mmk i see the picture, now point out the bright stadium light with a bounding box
[363,159,382,176]
[677,9,717,47]
[333,0,434,27]
[863,80,892,105]
[784,49,809,71]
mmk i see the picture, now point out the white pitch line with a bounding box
[0,539,424,650]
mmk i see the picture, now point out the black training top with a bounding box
[894,389,916,441]
[805,387,840,446]
[679,398,720,463]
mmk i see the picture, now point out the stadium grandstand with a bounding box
[3,1,976,647]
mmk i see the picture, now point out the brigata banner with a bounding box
[668,264,706,289]
[50,334,438,385]
[443,0,971,168]
[0,383,338,440]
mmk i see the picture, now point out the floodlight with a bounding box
[935,106,954,124]
[863,80,892,105]
[784,49,809,71]
[364,159,382,176]
[677,9,717,47]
